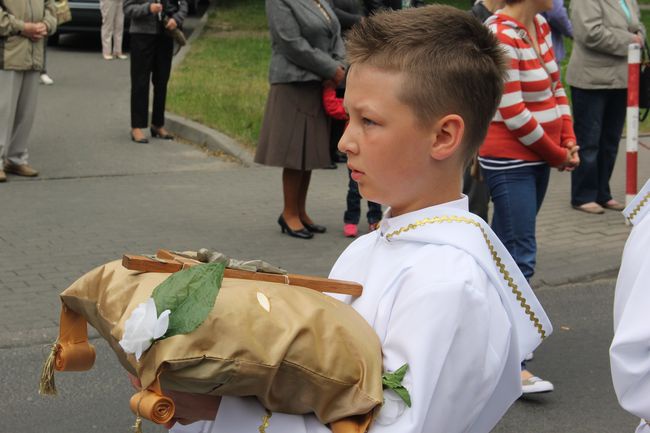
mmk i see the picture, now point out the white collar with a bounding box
[379,195,469,238]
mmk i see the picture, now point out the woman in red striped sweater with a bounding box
[479,0,579,395]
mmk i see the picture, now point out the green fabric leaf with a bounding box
[152,262,225,338]
[382,363,412,407]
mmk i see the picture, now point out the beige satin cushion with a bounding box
[60,260,383,424]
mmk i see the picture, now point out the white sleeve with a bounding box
[610,220,650,421]
[368,259,511,433]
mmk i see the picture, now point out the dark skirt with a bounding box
[255,81,331,170]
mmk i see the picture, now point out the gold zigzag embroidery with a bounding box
[258,409,272,433]
[385,215,547,340]
[626,192,650,225]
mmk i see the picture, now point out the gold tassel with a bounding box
[258,409,272,433]
[38,342,59,396]
[132,415,143,433]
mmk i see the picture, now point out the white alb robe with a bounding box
[610,179,650,433]
[172,197,552,433]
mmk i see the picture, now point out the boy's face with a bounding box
[339,64,439,216]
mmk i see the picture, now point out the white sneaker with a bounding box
[39,73,54,85]
[524,352,534,361]
[522,376,554,394]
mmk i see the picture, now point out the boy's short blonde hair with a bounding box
[345,5,507,165]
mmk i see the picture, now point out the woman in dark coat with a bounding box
[124,0,187,143]
[255,0,346,239]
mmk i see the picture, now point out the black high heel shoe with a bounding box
[278,215,313,239]
[301,220,327,233]
[150,127,174,140]
[131,130,149,143]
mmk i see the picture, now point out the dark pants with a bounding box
[482,164,550,280]
[330,118,346,163]
[570,87,627,206]
[130,32,174,128]
[344,169,382,225]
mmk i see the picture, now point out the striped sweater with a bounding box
[479,13,576,169]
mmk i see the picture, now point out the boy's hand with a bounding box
[127,372,141,390]
[150,3,163,14]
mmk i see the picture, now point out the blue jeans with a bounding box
[570,87,627,206]
[482,164,550,280]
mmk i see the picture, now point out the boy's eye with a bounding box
[362,117,376,127]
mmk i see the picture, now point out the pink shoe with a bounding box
[343,224,358,238]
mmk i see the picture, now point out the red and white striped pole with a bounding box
[626,43,641,207]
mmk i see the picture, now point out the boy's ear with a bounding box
[429,114,465,162]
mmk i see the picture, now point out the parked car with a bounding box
[49,0,200,44]
[49,0,102,45]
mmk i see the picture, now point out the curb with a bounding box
[164,0,257,166]
[531,267,619,289]
[165,112,256,166]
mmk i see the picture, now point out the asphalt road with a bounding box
[0,7,643,432]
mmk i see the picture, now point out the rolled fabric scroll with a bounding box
[55,305,96,372]
[129,390,176,424]
[330,412,374,433]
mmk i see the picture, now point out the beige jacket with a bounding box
[0,0,57,71]
[566,0,644,89]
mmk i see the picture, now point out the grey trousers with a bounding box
[100,0,124,56]
[0,70,39,166]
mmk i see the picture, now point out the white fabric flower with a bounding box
[119,298,171,361]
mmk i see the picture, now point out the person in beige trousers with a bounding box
[101,0,127,60]
[0,0,57,182]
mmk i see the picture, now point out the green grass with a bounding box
[208,0,267,32]
[168,35,270,147]
[166,0,270,147]
[167,0,650,147]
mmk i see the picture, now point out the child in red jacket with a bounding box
[323,82,382,237]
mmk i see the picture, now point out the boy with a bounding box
[169,6,552,433]
[610,178,650,433]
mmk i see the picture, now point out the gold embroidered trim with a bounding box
[626,192,650,224]
[385,215,547,339]
[258,409,272,433]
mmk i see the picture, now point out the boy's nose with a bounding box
[338,127,357,155]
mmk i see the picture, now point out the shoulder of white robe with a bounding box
[382,207,552,351]
[624,178,650,226]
